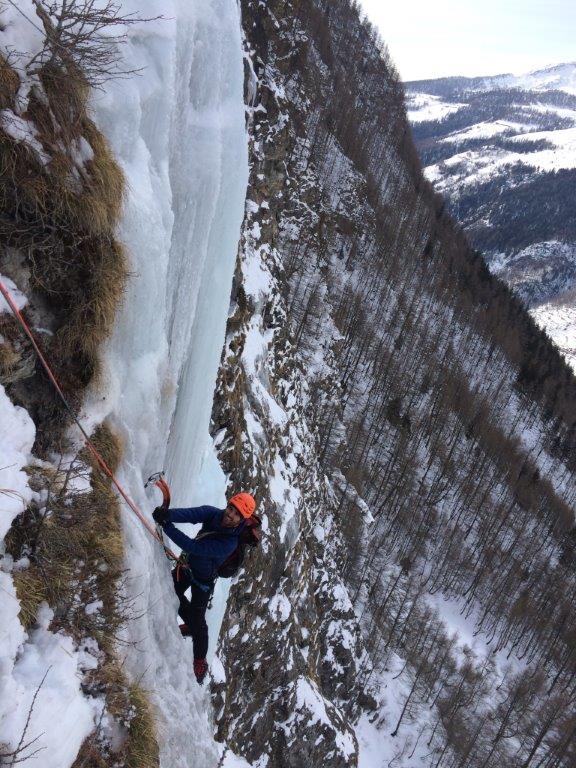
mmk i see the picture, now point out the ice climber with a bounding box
[152,492,258,684]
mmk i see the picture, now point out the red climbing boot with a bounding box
[193,658,208,684]
[179,623,192,637]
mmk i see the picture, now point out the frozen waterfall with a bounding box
[90,1,248,765]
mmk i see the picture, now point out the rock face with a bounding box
[212,4,576,767]
[405,64,576,366]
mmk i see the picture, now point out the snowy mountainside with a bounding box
[212,3,576,767]
[210,54,369,768]
[405,62,576,369]
[408,62,576,100]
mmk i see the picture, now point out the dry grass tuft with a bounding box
[11,569,47,630]
[125,684,160,768]
[72,682,159,768]
[71,739,110,768]
[55,238,128,375]
[0,314,37,384]
[81,121,126,233]
[7,424,126,646]
[37,60,91,134]
[0,340,19,379]
[95,657,131,718]
[89,423,124,474]
[0,54,20,109]
[24,70,125,237]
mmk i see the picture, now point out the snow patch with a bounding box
[0,275,28,315]
[406,93,465,123]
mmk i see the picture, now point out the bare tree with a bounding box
[26,0,159,86]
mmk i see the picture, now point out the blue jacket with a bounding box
[162,505,243,583]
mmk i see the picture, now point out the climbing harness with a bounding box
[174,551,214,610]
[0,278,177,561]
[172,551,204,588]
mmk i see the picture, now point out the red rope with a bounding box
[0,278,177,560]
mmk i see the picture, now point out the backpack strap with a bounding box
[195,518,249,540]
[194,529,216,541]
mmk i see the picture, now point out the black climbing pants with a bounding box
[172,567,214,660]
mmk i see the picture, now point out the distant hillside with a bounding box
[408,62,576,99]
[406,63,576,368]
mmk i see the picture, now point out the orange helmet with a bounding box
[228,492,256,519]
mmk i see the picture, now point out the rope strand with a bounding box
[0,278,177,560]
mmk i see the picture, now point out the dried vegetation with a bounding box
[0,54,127,404]
[6,425,159,766]
[1,3,158,763]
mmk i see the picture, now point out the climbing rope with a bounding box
[0,278,177,561]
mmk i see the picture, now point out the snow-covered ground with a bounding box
[407,62,576,188]
[425,124,576,190]
[406,93,465,123]
[482,62,576,96]
[408,61,576,105]
[0,4,108,760]
[532,300,576,372]
[1,285,101,765]
[406,63,576,125]
[440,120,531,142]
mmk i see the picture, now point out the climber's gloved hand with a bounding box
[152,506,169,526]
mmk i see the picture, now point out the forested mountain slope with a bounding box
[406,64,576,370]
[212,2,576,766]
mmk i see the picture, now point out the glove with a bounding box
[152,506,169,525]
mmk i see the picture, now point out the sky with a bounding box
[358,0,576,82]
